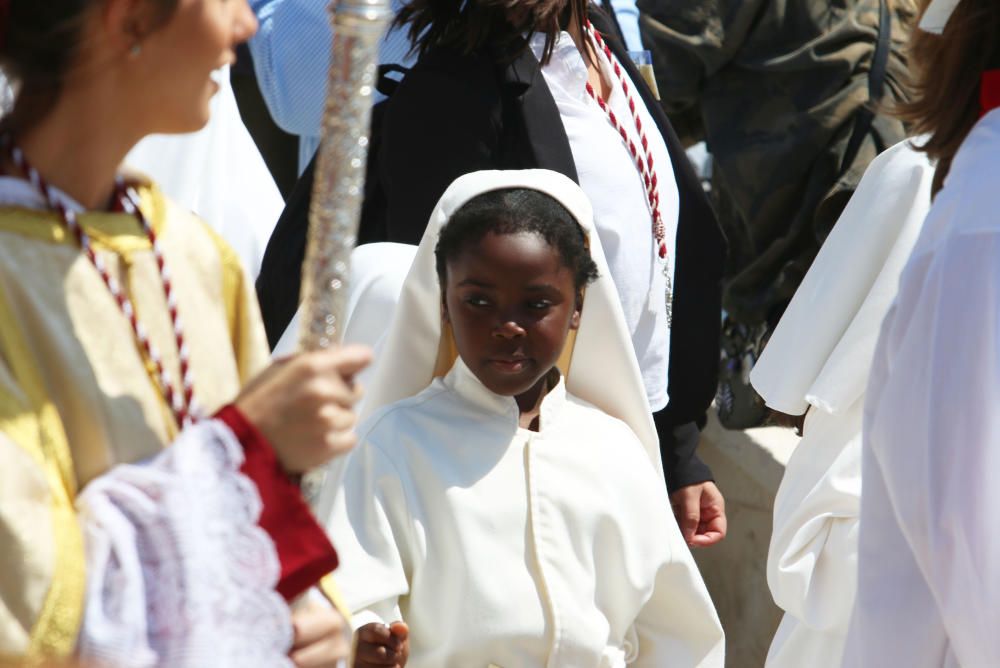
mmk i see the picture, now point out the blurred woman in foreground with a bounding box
[0,2,367,665]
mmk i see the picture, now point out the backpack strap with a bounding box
[840,0,892,174]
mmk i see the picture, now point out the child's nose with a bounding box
[493,320,526,339]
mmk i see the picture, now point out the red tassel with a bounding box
[981,70,1000,118]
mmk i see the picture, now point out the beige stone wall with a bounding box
[693,412,800,668]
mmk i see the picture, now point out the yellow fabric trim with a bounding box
[198,221,270,386]
[433,324,460,379]
[0,184,166,253]
[130,185,179,439]
[0,186,178,440]
[318,574,353,624]
[0,285,85,658]
[200,224,242,349]
[556,329,576,376]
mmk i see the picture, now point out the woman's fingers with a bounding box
[292,605,345,649]
[291,636,351,668]
[290,606,351,668]
[237,344,373,473]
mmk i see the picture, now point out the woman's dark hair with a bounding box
[897,0,1000,194]
[435,187,599,290]
[395,0,591,65]
[0,1,178,136]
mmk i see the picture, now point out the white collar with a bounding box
[0,176,84,212]
[528,31,589,95]
[442,357,568,432]
[0,169,152,213]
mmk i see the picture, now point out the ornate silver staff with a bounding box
[298,0,392,504]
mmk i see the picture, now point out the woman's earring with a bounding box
[129,43,143,58]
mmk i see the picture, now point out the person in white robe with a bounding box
[843,106,1000,668]
[126,65,283,278]
[321,169,724,667]
[841,0,1000,660]
[750,139,934,668]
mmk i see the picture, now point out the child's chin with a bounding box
[479,374,543,399]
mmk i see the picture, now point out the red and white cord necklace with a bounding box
[582,20,673,324]
[9,143,200,428]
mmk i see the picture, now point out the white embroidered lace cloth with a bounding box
[76,419,293,667]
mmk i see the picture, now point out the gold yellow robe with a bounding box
[0,180,270,660]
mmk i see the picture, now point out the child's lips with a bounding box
[488,357,531,373]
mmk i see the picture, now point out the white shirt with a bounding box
[531,32,679,412]
[750,140,934,668]
[327,359,724,668]
[843,109,1000,667]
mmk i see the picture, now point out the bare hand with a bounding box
[290,602,352,668]
[670,481,727,548]
[236,345,372,474]
[353,621,410,668]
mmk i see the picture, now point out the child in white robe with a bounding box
[324,170,724,668]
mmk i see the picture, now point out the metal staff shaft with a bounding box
[298,0,392,507]
[299,0,392,352]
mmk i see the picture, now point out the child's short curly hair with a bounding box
[435,187,600,290]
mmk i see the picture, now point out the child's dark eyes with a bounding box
[462,295,553,311]
[464,295,492,307]
[526,300,553,310]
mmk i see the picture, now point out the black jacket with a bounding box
[256,10,725,491]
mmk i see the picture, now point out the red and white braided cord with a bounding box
[11,146,199,428]
[582,20,668,260]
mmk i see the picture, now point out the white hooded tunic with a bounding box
[322,170,723,667]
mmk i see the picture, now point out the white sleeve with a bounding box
[76,419,293,668]
[866,231,1000,667]
[325,437,414,629]
[767,403,862,629]
[629,551,726,667]
[624,443,725,667]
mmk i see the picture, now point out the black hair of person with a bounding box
[435,187,599,291]
[395,0,592,66]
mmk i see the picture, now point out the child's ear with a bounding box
[441,290,451,323]
[570,291,583,330]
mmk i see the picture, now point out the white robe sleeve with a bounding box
[76,419,293,668]
[629,549,727,667]
[766,403,861,630]
[326,435,416,629]
[863,231,1000,667]
[620,445,725,667]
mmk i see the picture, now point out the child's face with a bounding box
[443,231,582,401]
